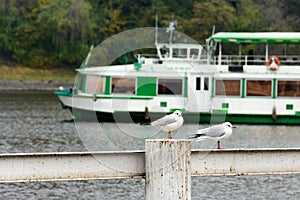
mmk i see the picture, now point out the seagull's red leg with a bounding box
[217,141,221,149]
[168,131,172,139]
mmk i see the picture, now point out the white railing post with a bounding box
[145,139,191,200]
[218,43,222,65]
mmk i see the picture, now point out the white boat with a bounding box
[55,29,300,124]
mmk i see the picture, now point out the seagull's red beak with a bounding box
[232,125,237,129]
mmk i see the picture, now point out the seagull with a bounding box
[188,122,236,149]
[151,110,184,139]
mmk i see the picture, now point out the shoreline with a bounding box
[0,80,74,91]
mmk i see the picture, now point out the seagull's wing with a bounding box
[197,124,226,138]
[151,114,177,126]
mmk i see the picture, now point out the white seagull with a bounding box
[188,122,236,149]
[151,110,184,139]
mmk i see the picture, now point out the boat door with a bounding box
[187,75,211,112]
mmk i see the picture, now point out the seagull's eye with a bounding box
[227,125,230,127]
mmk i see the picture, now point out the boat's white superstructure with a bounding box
[55,31,300,124]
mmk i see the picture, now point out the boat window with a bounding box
[204,77,209,91]
[196,77,209,91]
[196,77,201,90]
[111,78,136,94]
[246,80,271,96]
[173,48,187,58]
[85,75,105,93]
[215,80,240,96]
[159,46,170,58]
[76,74,85,92]
[277,81,300,97]
[158,79,183,95]
[190,49,199,59]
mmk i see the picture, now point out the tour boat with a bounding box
[55,29,300,124]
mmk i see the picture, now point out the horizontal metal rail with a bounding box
[191,148,300,176]
[0,151,145,182]
[0,148,299,182]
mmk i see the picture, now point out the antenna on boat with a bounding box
[83,45,94,67]
[155,14,158,45]
[205,25,216,64]
[166,14,177,44]
[207,25,216,46]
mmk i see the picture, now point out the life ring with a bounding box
[266,56,280,71]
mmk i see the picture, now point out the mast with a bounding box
[166,15,176,45]
[155,14,158,45]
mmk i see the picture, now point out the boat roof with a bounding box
[156,43,202,48]
[211,32,300,44]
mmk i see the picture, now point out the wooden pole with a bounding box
[145,139,191,200]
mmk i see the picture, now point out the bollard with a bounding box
[145,139,191,200]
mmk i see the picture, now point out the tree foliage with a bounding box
[1,0,300,68]
[190,0,236,42]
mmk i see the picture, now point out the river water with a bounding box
[0,92,299,199]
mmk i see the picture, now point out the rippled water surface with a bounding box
[0,92,299,199]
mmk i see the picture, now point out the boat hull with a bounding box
[61,104,300,125]
[55,91,300,125]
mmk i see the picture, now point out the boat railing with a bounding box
[213,55,300,66]
[135,54,160,64]
[134,54,159,59]
[135,53,210,64]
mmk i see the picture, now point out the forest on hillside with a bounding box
[1,0,300,68]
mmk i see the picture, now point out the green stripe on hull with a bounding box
[95,95,153,99]
[206,114,300,125]
[66,107,300,125]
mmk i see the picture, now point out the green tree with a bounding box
[1,0,300,68]
[189,0,236,42]
[254,0,290,31]
[233,0,264,31]
[1,0,96,68]
[37,0,96,67]
[284,0,300,31]
[0,0,22,58]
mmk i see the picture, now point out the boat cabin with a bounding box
[155,43,205,62]
[210,32,300,67]
[56,31,300,124]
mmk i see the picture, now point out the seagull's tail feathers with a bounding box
[187,133,198,139]
[187,133,207,140]
[188,133,212,142]
[195,136,211,142]
[150,120,158,126]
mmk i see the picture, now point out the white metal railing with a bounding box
[0,143,299,182]
[0,140,299,199]
[213,55,300,66]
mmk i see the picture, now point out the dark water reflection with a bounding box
[0,92,299,199]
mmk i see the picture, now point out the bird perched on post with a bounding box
[151,110,184,139]
[188,122,236,149]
